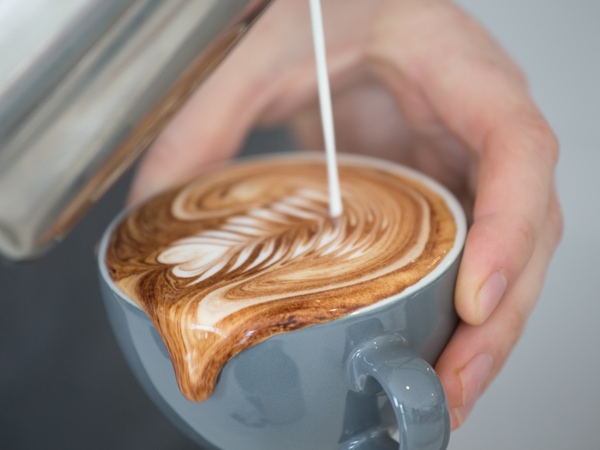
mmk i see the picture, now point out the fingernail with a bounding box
[460,354,494,406]
[476,272,507,323]
[451,397,477,430]
[451,354,493,429]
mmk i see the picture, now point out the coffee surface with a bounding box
[106,154,456,401]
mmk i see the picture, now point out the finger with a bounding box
[435,188,563,430]
[455,108,558,325]
[422,32,559,326]
[368,0,559,325]
[127,47,264,204]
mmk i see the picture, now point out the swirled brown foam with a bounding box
[106,155,456,401]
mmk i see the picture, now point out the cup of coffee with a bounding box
[97,153,466,450]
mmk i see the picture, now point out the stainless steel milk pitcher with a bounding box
[0,0,272,261]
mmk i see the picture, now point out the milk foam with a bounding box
[156,183,429,326]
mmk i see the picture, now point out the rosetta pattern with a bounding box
[156,164,430,328]
[106,157,456,401]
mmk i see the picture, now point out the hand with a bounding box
[129,0,563,430]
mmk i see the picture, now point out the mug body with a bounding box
[99,231,463,450]
[97,156,467,450]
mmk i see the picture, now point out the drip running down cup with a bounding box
[98,153,467,450]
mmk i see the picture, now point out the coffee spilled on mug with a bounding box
[106,155,456,401]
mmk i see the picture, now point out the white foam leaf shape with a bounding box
[157,189,334,284]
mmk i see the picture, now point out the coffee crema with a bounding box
[106,155,457,401]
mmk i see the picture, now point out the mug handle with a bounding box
[345,334,450,450]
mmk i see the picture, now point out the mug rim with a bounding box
[97,151,467,315]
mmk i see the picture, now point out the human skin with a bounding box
[128,0,563,430]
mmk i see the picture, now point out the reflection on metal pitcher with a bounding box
[0,0,272,261]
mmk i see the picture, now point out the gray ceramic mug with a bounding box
[97,162,467,450]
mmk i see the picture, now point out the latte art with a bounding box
[106,155,457,401]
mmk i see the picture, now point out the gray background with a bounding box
[450,0,600,449]
[1,0,599,449]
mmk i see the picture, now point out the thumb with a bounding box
[127,62,261,204]
[127,0,302,204]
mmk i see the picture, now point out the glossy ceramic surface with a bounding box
[97,160,467,450]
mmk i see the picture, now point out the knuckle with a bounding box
[495,306,527,361]
[518,110,560,168]
[511,213,538,262]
